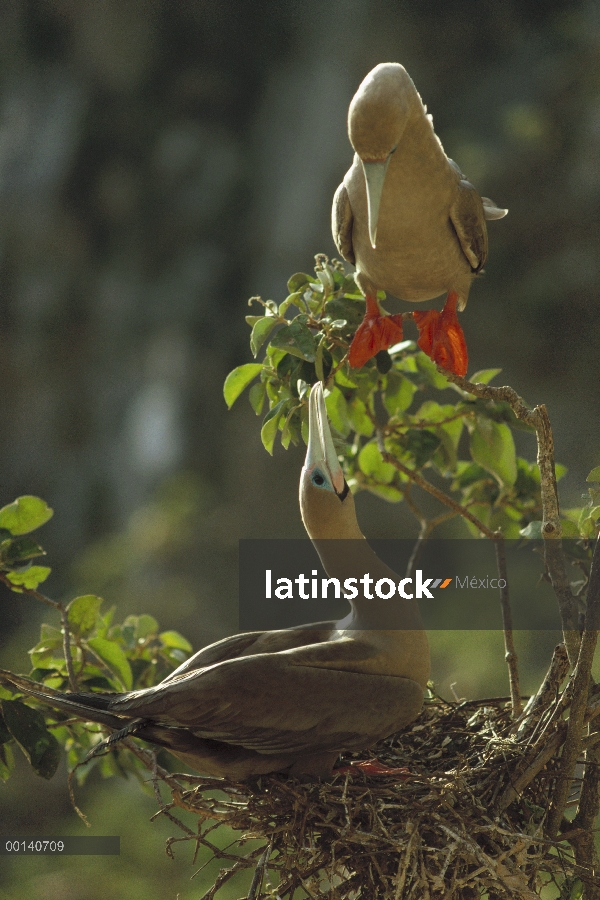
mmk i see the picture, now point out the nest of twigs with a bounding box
[147,648,600,900]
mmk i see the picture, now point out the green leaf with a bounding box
[415,353,450,390]
[347,398,374,437]
[335,366,359,388]
[260,399,289,455]
[87,637,133,690]
[561,520,580,538]
[67,595,103,637]
[6,566,51,590]
[470,368,502,385]
[555,464,567,482]
[282,407,301,449]
[364,483,403,502]
[28,634,63,667]
[0,496,53,536]
[0,743,15,781]
[587,467,600,484]
[470,418,517,487]
[134,614,159,639]
[250,316,278,357]
[579,505,600,536]
[279,291,306,317]
[287,273,314,293]
[388,339,416,355]
[223,364,264,409]
[314,337,325,383]
[384,371,417,415]
[159,631,193,653]
[324,297,364,329]
[0,537,45,567]
[520,521,543,539]
[0,710,12,744]
[404,430,441,469]
[324,386,351,438]
[0,699,61,779]
[358,442,396,484]
[270,319,317,362]
[249,382,266,415]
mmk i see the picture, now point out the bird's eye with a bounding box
[312,470,327,488]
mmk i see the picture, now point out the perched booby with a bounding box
[0,386,429,779]
[332,63,507,376]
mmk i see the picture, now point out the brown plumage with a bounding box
[0,386,429,779]
[333,62,507,375]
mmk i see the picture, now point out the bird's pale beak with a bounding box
[362,158,391,249]
[305,383,345,495]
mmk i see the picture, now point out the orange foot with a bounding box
[413,291,468,377]
[348,294,404,368]
[334,759,412,778]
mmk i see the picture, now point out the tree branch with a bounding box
[375,427,521,714]
[443,371,579,664]
[546,534,600,838]
[494,537,521,717]
[375,430,497,539]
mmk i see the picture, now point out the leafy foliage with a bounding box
[1,260,599,796]
[224,255,589,544]
[0,500,192,784]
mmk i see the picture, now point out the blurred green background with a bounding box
[0,1,599,897]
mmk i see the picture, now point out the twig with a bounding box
[496,722,568,812]
[493,537,521,717]
[546,534,600,838]
[375,430,496,539]
[571,743,600,895]
[514,643,569,738]
[402,483,458,578]
[247,842,272,900]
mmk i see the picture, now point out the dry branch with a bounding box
[443,372,580,663]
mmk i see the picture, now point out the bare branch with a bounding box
[546,535,600,838]
[442,371,579,664]
[494,537,521,717]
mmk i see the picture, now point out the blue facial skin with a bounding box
[311,468,331,491]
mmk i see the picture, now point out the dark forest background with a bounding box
[0,2,599,898]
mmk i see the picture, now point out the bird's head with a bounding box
[348,63,416,248]
[299,383,360,540]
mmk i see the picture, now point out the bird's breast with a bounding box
[344,126,474,302]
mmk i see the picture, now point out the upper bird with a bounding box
[0,385,429,780]
[332,63,507,376]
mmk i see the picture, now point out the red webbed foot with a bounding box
[334,759,412,778]
[348,294,404,368]
[413,291,468,377]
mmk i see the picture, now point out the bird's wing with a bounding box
[161,632,268,682]
[162,622,338,683]
[108,640,423,755]
[332,181,356,265]
[449,179,488,273]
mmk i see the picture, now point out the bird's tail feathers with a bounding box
[482,197,508,220]
[0,668,124,730]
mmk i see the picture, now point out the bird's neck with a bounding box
[310,536,426,632]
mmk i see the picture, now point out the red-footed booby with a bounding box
[0,385,429,779]
[333,63,507,376]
